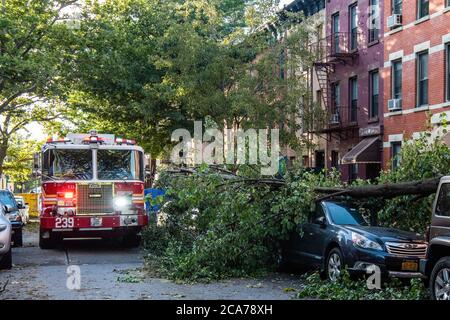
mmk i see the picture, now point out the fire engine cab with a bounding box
[37,130,148,249]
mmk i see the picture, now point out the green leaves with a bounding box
[142,166,342,282]
[297,271,429,300]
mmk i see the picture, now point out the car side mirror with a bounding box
[17,203,24,209]
[315,216,327,228]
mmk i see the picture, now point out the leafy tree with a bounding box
[0,0,76,174]
[3,133,41,190]
[65,0,321,157]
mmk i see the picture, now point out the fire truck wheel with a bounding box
[122,234,141,248]
[39,231,58,249]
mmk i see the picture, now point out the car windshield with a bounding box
[42,149,93,180]
[0,191,18,209]
[97,149,144,181]
[326,202,369,226]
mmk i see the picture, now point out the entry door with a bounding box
[315,151,325,171]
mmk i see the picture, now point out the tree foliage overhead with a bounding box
[0,0,75,174]
[65,0,320,156]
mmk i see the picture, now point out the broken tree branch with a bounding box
[0,279,9,294]
[315,176,442,201]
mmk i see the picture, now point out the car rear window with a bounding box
[0,191,17,208]
[436,183,450,217]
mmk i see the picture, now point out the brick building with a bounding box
[312,0,384,181]
[382,0,450,169]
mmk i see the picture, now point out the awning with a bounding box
[341,137,381,165]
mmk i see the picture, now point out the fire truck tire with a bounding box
[39,231,58,249]
[122,234,141,248]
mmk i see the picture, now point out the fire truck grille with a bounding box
[76,183,114,215]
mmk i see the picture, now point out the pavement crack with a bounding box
[64,248,70,265]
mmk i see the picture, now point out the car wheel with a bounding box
[39,230,57,249]
[13,229,23,247]
[0,247,12,270]
[326,248,343,282]
[430,257,450,300]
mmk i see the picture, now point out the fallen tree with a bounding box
[315,176,442,201]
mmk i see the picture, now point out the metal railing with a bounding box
[311,32,361,62]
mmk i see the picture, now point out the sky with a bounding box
[279,0,294,7]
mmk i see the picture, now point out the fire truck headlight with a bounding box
[113,196,131,209]
[64,192,74,199]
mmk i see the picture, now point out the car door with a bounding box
[290,204,328,267]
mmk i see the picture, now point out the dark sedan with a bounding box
[279,200,428,281]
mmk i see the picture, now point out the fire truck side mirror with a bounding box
[33,152,41,173]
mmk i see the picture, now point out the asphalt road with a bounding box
[0,223,303,300]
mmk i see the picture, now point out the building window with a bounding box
[417,0,429,19]
[417,51,429,107]
[392,59,402,104]
[316,89,322,107]
[369,0,380,43]
[349,77,358,122]
[332,13,340,54]
[332,82,341,115]
[349,4,358,51]
[331,151,339,169]
[391,142,402,170]
[370,70,379,118]
[392,0,402,14]
[446,44,450,101]
[350,164,359,182]
[302,155,309,167]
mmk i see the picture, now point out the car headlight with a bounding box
[352,232,383,251]
[0,223,7,232]
[113,196,132,210]
[6,213,21,222]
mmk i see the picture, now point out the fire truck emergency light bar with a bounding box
[46,132,136,146]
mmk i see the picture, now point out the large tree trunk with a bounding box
[315,176,442,201]
[0,139,9,177]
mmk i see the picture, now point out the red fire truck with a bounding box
[37,131,148,249]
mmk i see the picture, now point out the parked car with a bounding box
[0,205,12,269]
[14,196,29,225]
[279,200,428,281]
[420,176,450,300]
[0,190,23,247]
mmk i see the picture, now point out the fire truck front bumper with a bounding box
[40,214,148,236]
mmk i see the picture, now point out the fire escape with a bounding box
[311,32,359,140]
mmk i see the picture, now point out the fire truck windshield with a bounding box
[97,149,144,181]
[42,149,93,180]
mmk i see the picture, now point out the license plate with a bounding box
[401,261,418,271]
[90,217,103,227]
